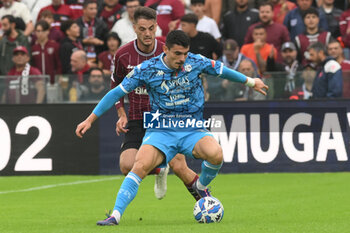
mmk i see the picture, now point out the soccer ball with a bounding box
[193,196,224,223]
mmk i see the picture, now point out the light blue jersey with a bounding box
[120,52,224,121]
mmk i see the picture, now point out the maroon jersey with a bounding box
[98,51,114,72]
[341,60,350,98]
[6,65,42,104]
[111,39,164,120]
[37,4,74,29]
[99,4,124,30]
[31,40,62,84]
[295,31,332,65]
[64,0,84,19]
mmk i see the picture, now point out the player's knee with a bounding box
[169,157,187,174]
[131,161,149,178]
[120,163,131,176]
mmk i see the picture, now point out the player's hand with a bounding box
[253,78,269,96]
[75,120,91,138]
[116,115,129,136]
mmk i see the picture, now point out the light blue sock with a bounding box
[199,161,223,187]
[113,172,142,216]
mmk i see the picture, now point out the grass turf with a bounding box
[0,173,349,233]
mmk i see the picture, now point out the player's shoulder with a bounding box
[115,41,135,56]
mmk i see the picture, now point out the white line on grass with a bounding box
[0,176,122,195]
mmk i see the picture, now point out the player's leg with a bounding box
[119,149,138,175]
[192,136,223,193]
[97,144,165,226]
[168,154,201,200]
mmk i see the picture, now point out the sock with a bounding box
[113,172,142,220]
[198,161,223,187]
[185,174,199,188]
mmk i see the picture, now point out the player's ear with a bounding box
[163,44,168,54]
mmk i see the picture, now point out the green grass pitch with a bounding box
[0,173,349,233]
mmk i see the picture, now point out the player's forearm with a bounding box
[92,85,127,117]
[220,66,255,87]
[117,106,127,118]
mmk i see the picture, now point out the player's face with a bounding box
[304,14,319,29]
[134,18,157,47]
[13,52,29,66]
[281,49,297,64]
[163,44,189,70]
[259,5,273,24]
[297,0,312,11]
[328,42,342,59]
[84,3,98,19]
[308,49,321,65]
[35,25,49,41]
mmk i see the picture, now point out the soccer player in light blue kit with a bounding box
[75,30,268,226]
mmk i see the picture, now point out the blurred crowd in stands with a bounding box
[0,0,349,103]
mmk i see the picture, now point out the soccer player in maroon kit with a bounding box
[31,20,62,84]
[2,46,44,104]
[111,6,205,200]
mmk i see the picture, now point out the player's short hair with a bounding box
[308,42,327,55]
[89,67,103,75]
[191,0,205,5]
[253,24,266,31]
[302,7,319,19]
[134,6,157,23]
[106,32,121,45]
[180,13,198,25]
[165,30,190,49]
[83,0,97,8]
[40,10,54,19]
[35,20,50,31]
[259,1,273,10]
[1,14,15,24]
[60,19,77,35]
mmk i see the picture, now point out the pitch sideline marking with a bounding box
[0,177,122,195]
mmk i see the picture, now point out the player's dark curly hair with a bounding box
[134,6,157,23]
[165,30,190,49]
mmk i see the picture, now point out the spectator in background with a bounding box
[1,46,44,104]
[98,0,124,30]
[283,0,328,40]
[319,0,342,38]
[219,38,259,74]
[221,0,259,47]
[37,0,74,30]
[31,20,62,84]
[241,24,277,74]
[111,0,141,46]
[308,42,342,98]
[266,41,303,98]
[70,50,91,84]
[327,39,350,97]
[64,0,84,19]
[0,0,34,36]
[327,39,350,70]
[289,63,315,99]
[98,32,121,76]
[145,0,185,36]
[180,13,222,59]
[339,1,350,48]
[80,67,109,101]
[244,2,290,56]
[21,0,51,26]
[294,7,332,65]
[190,0,221,41]
[204,0,222,25]
[76,0,108,64]
[31,10,64,45]
[59,19,83,74]
[0,15,30,75]
[271,0,297,24]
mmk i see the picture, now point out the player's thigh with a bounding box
[192,136,223,165]
[131,144,165,179]
[169,154,187,171]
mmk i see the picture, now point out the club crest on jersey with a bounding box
[184,64,192,72]
[47,47,54,55]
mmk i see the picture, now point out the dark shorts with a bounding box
[120,120,146,153]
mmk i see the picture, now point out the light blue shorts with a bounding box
[141,129,213,167]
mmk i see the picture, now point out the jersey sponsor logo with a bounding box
[134,87,148,95]
[160,76,190,94]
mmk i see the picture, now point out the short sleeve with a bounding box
[198,55,224,76]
